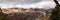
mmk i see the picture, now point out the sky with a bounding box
[0,0,59,9]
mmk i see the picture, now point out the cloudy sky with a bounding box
[0,0,59,9]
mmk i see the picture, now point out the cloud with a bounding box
[0,0,56,9]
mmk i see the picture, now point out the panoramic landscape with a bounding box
[0,0,60,20]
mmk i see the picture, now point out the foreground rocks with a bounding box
[4,11,49,20]
[0,8,51,20]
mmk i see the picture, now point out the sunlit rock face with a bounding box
[1,8,36,14]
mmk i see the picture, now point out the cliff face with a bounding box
[0,8,51,20]
[5,11,47,20]
[1,8,35,14]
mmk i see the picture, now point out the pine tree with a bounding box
[50,0,60,20]
[0,8,7,20]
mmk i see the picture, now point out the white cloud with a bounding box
[0,1,56,9]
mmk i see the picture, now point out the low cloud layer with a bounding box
[0,0,57,9]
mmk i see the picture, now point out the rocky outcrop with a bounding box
[5,12,47,20]
[0,8,51,20]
